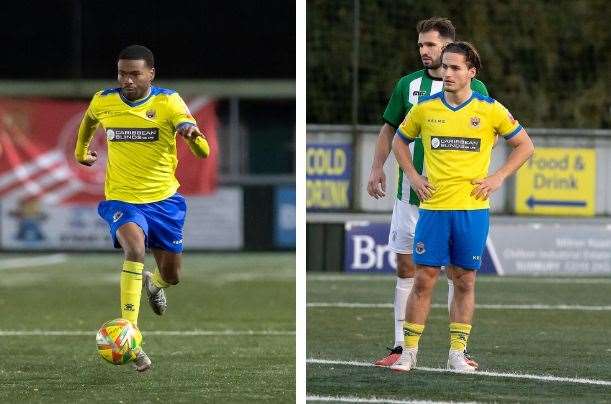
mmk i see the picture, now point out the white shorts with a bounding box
[388,199,419,255]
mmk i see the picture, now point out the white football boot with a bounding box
[389,347,418,372]
[447,350,477,372]
[132,349,151,372]
[143,271,167,315]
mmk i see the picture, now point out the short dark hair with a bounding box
[416,17,456,41]
[117,45,154,67]
[442,41,482,72]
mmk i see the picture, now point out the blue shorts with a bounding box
[413,209,489,270]
[98,193,187,253]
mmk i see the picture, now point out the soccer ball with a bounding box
[96,318,142,365]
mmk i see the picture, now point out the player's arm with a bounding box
[367,123,395,199]
[391,109,435,201]
[471,108,535,200]
[176,123,210,158]
[74,106,100,166]
[367,79,406,199]
[169,93,210,158]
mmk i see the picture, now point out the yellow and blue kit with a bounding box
[396,91,522,269]
[75,86,199,252]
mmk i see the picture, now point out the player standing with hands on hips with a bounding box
[74,45,210,372]
[369,17,488,368]
[390,41,534,372]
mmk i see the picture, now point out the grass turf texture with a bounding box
[0,253,295,402]
[307,274,611,403]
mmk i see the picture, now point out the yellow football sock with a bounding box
[403,322,425,349]
[449,322,472,351]
[151,269,171,289]
[120,261,144,326]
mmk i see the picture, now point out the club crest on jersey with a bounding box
[146,109,156,119]
[415,242,426,254]
[470,116,480,128]
[112,211,123,223]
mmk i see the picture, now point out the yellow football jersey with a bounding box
[396,91,522,210]
[84,86,196,203]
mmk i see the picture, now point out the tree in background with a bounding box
[307,0,609,128]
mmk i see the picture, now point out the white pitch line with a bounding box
[306,394,475,404]
[0,254,67,270]
[0,330,295,337]
[307,275,611,284]
[307,302,611,311]
[307,358,611,387]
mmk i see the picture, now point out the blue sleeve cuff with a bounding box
[503,125,523,140]
[176,122,196,131]
[395,130,414,145]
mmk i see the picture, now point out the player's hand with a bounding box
[367,167,386,199]
[78,151,98,166]
[176,124,205,141]
[471,174,504,200]
[409,175,435,201]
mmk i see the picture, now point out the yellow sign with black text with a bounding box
[515,148,595,216]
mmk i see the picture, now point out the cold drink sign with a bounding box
[515,148,595,216]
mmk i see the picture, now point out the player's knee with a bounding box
[396,254,416,278]
[413,276,434,295]
[123,242,145,262]
[453,274,475,293]
[160,265,181,285]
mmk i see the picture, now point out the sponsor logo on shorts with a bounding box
[172,239,183,245]
[106,128,159,142]
[473,255,481,261]
[415,242,426,254]
[430,136,480,152]
[112,211,123,223]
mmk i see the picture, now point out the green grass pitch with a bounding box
[0,252,295,402]
[307,274,611,403]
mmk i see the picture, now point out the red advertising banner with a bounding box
[0,96,218,205]
[0,96,229,250]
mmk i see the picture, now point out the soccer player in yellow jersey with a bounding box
[74,45,210,372]
[389,42,534,372]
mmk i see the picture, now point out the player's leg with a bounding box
[446,209,489,372]
[98,201,151,372]
[98,201,149,327]
[140,193,187,316]
[391,209,450,372]
[374,200,417,367]
[390,265,440,372]
[446,266,477,372]
[152,248,182,285]
[142,249,182,315]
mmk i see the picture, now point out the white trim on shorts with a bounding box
[387,199,419,255]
